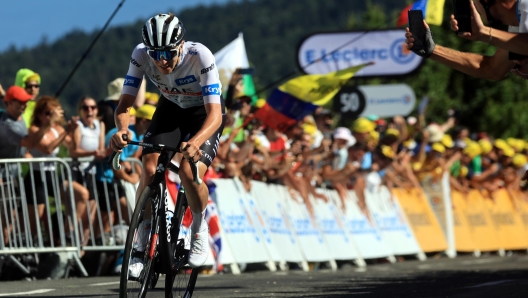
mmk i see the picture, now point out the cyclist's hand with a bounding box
[181,141,202,163]
[110,129,130,152]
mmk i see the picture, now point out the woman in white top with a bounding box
[25,96,78,235]
[69,96,106,244]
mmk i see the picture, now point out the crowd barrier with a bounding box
[0,158,87,277]
[3,156,528,278]
[210,172,528,272]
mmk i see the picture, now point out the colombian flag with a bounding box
[396,0,446,27]
[254,63,370,132]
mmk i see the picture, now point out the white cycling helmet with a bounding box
[142,13,185,50]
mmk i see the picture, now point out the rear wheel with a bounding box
[119,186,157,298]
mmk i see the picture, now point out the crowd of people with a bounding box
[1,64,528,278]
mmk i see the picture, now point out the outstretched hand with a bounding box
[405,20,436,58]
[450,0,487,41]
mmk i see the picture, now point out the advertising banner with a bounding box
[297,29,423,77]
[450,191,478,252]
[392,188,448,252]
[463,190,501,252]
[231,179,283,264]
[333,84,416,118]
[419,172,456,256]
[212,179,271,264]
[340,191,394,259]
[276,186,333,262]
[483,189,528,250]
[316,189,362,261]
[365,185,423,256]
[250,182,306,263]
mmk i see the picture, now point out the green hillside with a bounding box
[1,0,527,138]
[0,0,403,112]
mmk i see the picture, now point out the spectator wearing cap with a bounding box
[460,142,483,184]
[14,68,41,128]
[98,77,145,134]
[129,104,155,160]
[0,86,51,159]
[413,143,446,180]
[352,117,375,144]
[98,78,125,134]
[130,104,155,141]
[144,92,159,106]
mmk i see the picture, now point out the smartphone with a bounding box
[509,52,528,61]
[238,68,254,75]
[453,0,471,33]
[408,10,425,51]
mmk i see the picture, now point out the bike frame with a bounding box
[112,140,194,273]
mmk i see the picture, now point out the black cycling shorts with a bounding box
[142,96,226,168]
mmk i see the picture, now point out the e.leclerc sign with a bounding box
[297,29,423,77]
[333,84,416,118]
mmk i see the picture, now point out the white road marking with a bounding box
[461,259,500,265]
[89,281,120,286]
[464,280,514,288]
[0,289,55,296]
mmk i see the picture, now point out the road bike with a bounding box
[110,135,203,298]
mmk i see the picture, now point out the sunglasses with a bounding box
[26,84,40,89]
[82,105,97,111]
[147,48,179,61]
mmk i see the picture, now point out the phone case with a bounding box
[453,0,471,33]
[408,10,425,51]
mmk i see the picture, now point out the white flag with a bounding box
[214,33,250,92]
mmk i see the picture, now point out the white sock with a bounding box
[191,209,207,234]
[136,220,151,252]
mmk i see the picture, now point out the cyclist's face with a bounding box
[152,42,184,74]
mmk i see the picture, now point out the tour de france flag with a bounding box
[254,63,371,132]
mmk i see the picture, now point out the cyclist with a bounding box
[109,12,225,278]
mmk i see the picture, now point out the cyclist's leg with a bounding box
[180,111,225,267]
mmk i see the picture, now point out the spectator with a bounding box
[144,92,159,106]
[14,68,41,128]
[98,78,124,134]
[130,104,155,159]
[25,96,78,235]
[69,96,107,244]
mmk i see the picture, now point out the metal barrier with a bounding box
[62,157,143,253]
[0,157,87,277]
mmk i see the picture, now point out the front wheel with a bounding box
[119,186,156,298]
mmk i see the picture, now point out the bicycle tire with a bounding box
[164,191,198,298]
[119,186,156,298]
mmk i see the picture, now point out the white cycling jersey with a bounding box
[518,0,528,32]
[122,42,222,109]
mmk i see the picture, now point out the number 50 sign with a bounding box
[332,84,416,118]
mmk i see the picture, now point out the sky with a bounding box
[0,0,231,53]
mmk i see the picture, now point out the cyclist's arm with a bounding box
[115,45,147,134]
[430,45,513,81]
[115,94,136,132]
[188,46,223,146]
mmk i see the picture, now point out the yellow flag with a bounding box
[425,0,445,26]
[278,62,372,106]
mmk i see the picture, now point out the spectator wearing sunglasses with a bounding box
[67,96,108,242]
[25,96,78,234]
[14,68,41,128]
